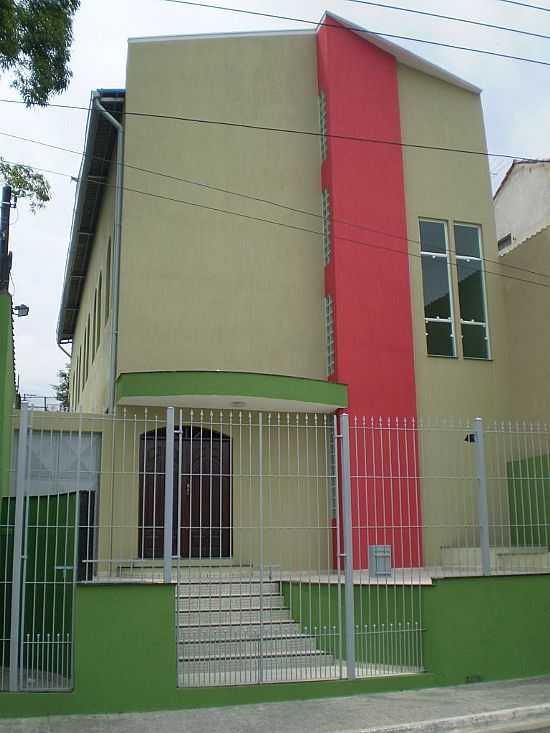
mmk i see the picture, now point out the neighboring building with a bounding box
[56,13,511,573]
[494,159,550,253]
[495,160,550,421]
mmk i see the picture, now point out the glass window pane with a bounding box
[420,220,447,254]
[454,224,480,258]
[457,259,485,322]
[422,255,452,319]
[426,321,454,357]
[462,323,488,359]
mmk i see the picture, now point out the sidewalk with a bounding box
[2,677,550,733]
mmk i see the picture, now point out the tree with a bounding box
[52,363,70,410]
[0,0,80,107]
[0,158,51,211]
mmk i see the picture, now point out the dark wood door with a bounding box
[139,428,231,559]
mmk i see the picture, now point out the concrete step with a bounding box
[177,594,285,612]
[179,635,318,658]
[179,608,293,625]
[179,649,336,673]
[177,581,280,597]
[178,620,302,642]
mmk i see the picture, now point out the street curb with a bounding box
[351,703,550,733]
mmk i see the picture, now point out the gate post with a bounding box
[9,402,29,691]
[164,407,175,584]
[339,413,356,680]
[258,412,264,683]
[473,417,491,576]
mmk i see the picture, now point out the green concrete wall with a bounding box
[507,455,550,549]
[1,575,549,718]
[0,291,15,498]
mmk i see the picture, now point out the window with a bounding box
[97,274,102,348]
[92,289,98,358]
[497,233,512,251]
[324,294,335,376]
[454,223,490,359]
[419,219,455,357]
[105,237,112,324]
[319,92,328,162]
[321,189,331,265]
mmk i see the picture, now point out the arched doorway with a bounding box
[138,426,231,560]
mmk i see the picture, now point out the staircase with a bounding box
[176,568,339,687]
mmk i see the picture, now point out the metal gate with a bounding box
[1,405,100,691]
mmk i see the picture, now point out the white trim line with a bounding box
[320,11,481,95]
[128,28,315,44]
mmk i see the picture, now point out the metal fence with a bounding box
[1,406,549,691]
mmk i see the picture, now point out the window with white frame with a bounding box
[454,223,490,359]
[319,92,328,162]
[324,294,335,376]
[322,189,331,265]
[419,219,455,357]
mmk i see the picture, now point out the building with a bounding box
[495,160,550,420]
[52,12,521,577]
[1,11,550,710]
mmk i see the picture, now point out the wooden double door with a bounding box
[138,427,231,559]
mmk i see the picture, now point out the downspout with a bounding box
[58,342,71,360]
[93,93,124,413]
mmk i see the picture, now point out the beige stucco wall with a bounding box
[95,407,333,574]
[501,227,550,420]
[117,33,326,381]
[495,162,550,246]
[70,157,117,414]
[397,65,512,562]
[398,63,510,419]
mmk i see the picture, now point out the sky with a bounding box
[1,0,550,400]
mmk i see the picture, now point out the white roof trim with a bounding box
[129,28,315,44]
[320,11,481,95]
[128,10,481,94]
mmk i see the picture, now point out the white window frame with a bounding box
[454,222,491,360]
[419,217,456,358]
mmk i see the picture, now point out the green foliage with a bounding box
[0,0,80,106]
[52,362,70,410]
[0,157,51,212]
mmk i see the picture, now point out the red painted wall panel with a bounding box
[317,17,422,568]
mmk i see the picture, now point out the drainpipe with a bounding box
[93,93,124,413]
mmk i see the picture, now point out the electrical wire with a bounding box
[342,0,550,42]
[1,131,548,283]
[494,0,550,12]
[2,153,550,295]
[157,0,550,68]
[0,99,538,164]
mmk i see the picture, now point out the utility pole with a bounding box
[0,184,12,290]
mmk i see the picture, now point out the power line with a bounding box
[158,0,550,68]
[0,99,536,163]
[1,130,548,283]
[3,153,550,296]
[343,0,550,42]
[495,0,550,12]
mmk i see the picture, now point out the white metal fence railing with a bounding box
[1,405,550,691]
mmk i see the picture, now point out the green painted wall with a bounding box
[116,371,348,408]
[507,454,550,549]
[1,575,549,718]
[0,494,77,677]
[282,582,423,668]
[0,291,15,498]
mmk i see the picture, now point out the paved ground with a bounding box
[2,676,550,733]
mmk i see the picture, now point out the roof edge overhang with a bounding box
[319,11,481,95]
[56,88,126,346]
